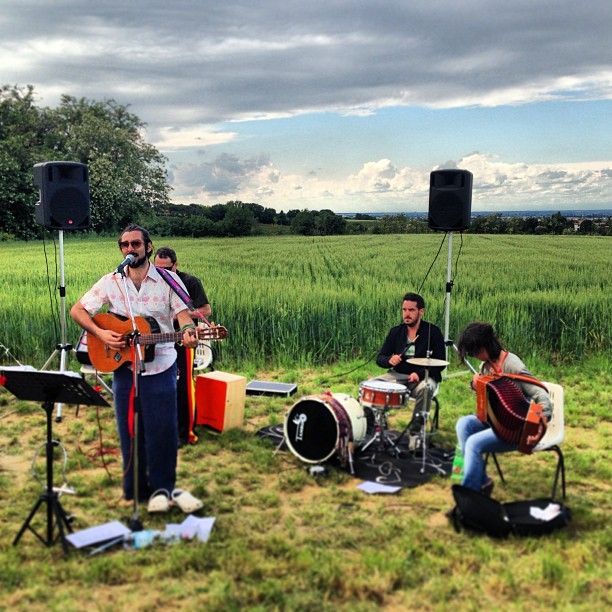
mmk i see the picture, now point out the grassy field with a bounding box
[0,357,610,610]
[0,233,610,610]
[0,233,610,368]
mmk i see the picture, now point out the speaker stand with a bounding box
[442,231,480,376]
[41,230,72,422]
[443,231,454,361]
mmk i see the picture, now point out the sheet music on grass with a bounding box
[357,481,402,494]
[66,521,131,549]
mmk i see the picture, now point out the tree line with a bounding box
[360,211,611,236]
[1,85,609,240]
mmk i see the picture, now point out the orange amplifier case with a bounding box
[195,371,247,432]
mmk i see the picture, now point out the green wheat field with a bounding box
[0,233,610,610]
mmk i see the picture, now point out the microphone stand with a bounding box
[116,267,145,532]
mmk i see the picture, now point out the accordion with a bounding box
[475,374,547,454]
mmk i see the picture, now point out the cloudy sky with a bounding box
[3,0,612,213]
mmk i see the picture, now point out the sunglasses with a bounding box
[119,240,144,250]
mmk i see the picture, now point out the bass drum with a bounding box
[193,321,214,370]
[284,393,366,463]
[193,342,213,370]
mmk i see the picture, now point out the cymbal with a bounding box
[406,357,449,367]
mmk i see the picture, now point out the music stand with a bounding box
[0,367,109,554]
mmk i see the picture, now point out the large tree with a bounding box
[0,85,49,239]
[44,94,171,232]
[0,85,171,238]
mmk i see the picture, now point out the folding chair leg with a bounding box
[485,452,506,484]
[549,445,566,500]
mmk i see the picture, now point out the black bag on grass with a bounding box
[450,484,571,538]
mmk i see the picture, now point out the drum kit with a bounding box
[283,357,449,475]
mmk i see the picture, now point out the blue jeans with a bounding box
[113,363,179,500]
[456,414,517,491]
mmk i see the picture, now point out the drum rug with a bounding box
[256,425,453,488]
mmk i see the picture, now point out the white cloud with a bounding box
[154,127,238,150]
[170,152,612,213]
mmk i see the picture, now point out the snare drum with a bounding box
[359,380,408,409]
[284,393,367,463]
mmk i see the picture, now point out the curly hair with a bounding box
[457,322,504,361]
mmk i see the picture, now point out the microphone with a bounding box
[115,253,136,274]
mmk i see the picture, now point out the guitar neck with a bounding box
[139,331,184,346]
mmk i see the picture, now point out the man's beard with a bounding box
[129,254,149,269]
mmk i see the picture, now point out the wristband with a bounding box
[180,323,196,332]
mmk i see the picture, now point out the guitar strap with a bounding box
[156,266,209,322]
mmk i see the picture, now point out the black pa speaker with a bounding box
[33,161,90,230]
[428,169,473,231]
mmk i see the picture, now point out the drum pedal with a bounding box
[407,434,424,452]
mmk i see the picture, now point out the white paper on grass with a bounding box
[357,481,402,494]
[166,515,216,542]
[529,503,562,521]
[66,520,131,548]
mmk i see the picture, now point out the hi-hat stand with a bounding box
[0,367,108,554]
[41,230,73,422]
[412,363,447,475]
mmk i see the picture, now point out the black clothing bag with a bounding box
[450,484,571,538]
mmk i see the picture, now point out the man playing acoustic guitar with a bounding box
[70,224,205,514]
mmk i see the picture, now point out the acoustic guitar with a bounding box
[86,312,227,372]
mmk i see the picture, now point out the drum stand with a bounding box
[360,406,402,457]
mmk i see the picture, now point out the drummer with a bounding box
[375,292,446,433]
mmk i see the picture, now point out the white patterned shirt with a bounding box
[79,264,189,375]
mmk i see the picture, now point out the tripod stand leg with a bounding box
[51,496,73,554]
[13,496,45,546]
[13,492,73,553]
[378,428,402,457]
[360,431,379,452]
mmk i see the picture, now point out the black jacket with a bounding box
[376,321,446,382]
